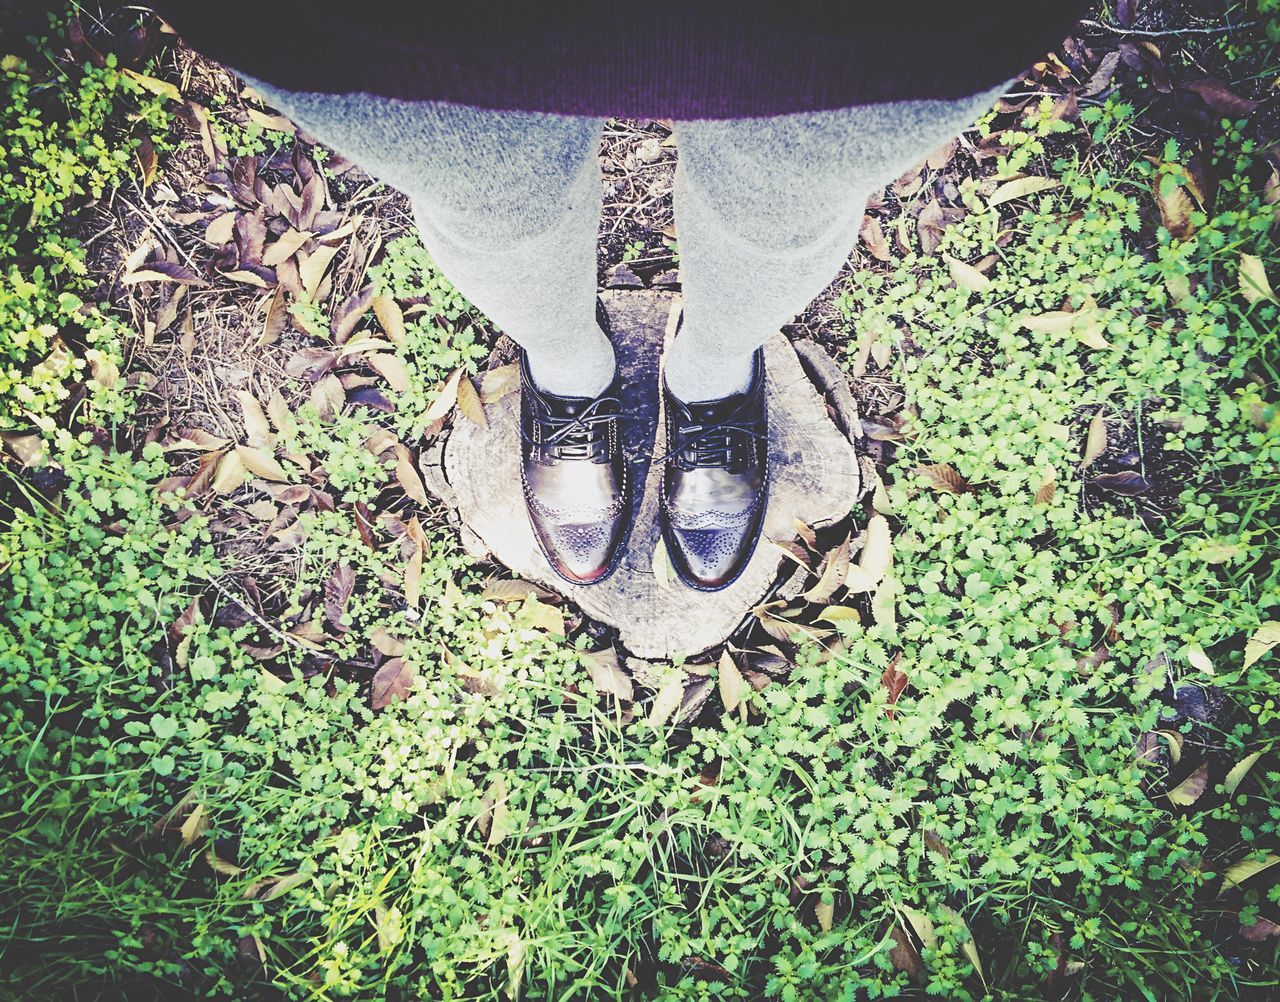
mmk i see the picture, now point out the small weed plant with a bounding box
[1,8,1278,1002]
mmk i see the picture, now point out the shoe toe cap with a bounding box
[536,520,619,584]
[668,525,754,589]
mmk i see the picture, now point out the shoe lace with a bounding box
[658,400,766,471]
[525,394,619,462]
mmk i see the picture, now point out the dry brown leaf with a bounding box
[456,374,488,429]
[1167,761,1210,806]
[298,245,339,302]
[943,254,992,294]
[262,228,313,268]
[204,211,236,246]
[259,285,289,347]
[802,536,850,603]
[523,598,566,635]
[1034,473,1056,505]
[211,449,246,494]
[403,543,423,610]
[235,445,290,483]
[372,294,406,343]
[366,353,410,394]
[1157,180,1196,240]
[423,368,463,425]
[236,391,271,447]
[1022,311,1076,335]
[371,658,414,710]
[394,444,428,505]
[988,176,1060,207]
[718,651,747,714]
[324,562,355,631]
[845,515,892,593]
[583,647,633,702]
[479,364,519,404]
[915,463,970,494]
[860,216,891,262]
[647,674,686,728]
[123,262,204,286]
[1239,253,1276,305]
[1082,411,1108,469]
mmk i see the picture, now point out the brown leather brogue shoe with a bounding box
[519,350,629,585]
[660,349,768,591]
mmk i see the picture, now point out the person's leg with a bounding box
[246,81,613,397]
[665,85,1007,403]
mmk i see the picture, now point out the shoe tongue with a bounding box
[681,393,743,425]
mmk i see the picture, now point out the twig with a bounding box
[1076,18,1254,37]
[207,575,345,662]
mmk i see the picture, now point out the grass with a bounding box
[2,3,1279,1000]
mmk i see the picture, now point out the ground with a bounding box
[3,1,1280,999]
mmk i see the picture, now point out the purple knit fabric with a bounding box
[158,2,1088,120]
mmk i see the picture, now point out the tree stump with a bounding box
[422,290,863,659]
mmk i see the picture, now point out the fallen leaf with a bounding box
[802,537,849,603]
[236,390,271,447]
[259,285,289,346]
[262,228,313,268]
[817,605,861,626]
[1184,77,1259,117]
[1034,473,1056,505]
[888,924,924,979]
[1166,761,1209,806]
[940,905,986,987]
[1082,411,1108,469]
[1220,854,1280,894]
[403,543,422,610]
[456,374,488,429]
[180,803,209,846]
[882,654,908,719]
[123,68,180,101]
[205,211,236,245]
[235,445,289,483]
[943,254,992,293]
[989,176,1060,207]
[815,898,834,933]
[394,444,427,505]
[372,658,414,710]
[1241,918,1280,943]
[915,463,970,494]
[652,538,674,591]
[718,650,747,714]
[1090,471,1151,495]
[372,295,406,342]
[298,245,339,302]
[1224,751,1263,795]
[1243,622,1280,669]
[1239,254,1276,305]
[324,562,355,631]
[211,449,247,494]
[423,368,463,425]
[1157,179,1196,240]
[123,261,204,286]
[479,364,519,403]
[370,627,405,657]
[648,674,686,727]
[900,906,937,951]
[860,216,891,261]
[583,647,633,701]
[523,598,565,635]
[845,515,892,593]
[1022,311,1076,335]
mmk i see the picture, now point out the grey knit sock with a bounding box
[664,86,1008,403]
[244,78,615,398]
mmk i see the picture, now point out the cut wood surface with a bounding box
[424,290,863,658]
